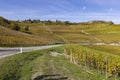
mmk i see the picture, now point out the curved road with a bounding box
[0,45,62,58]
[0,42,120,59]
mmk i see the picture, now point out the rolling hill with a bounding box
[0,16,120,47]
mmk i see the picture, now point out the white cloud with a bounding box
[86,0,118,5]
[109,8,113,11]
[82,6,86,10]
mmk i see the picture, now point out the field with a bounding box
[84,45,120,56]
[18,23,94,43]
[19,22,120,43]
[0,46,118,80]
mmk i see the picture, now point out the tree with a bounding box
[108,21,114,25]
[65,21,70,25]
[9,22,20,31]
[0,16,9,27]
[24,25,29,31]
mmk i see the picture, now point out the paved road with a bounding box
[0,42,120,59]
[0,45,62,58]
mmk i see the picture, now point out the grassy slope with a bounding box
[0,46,116,80]
[84,24,120,43]
[69,23,120,43]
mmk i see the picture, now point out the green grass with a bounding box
[30,52,105,80]
[0,50,42,80]
[0,46,64,80]
[0,46,119,80]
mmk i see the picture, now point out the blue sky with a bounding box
[0,0,120,23]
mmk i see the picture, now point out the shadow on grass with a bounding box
[33,74,68,80]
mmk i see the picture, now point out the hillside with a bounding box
[0,16,120,47]
[18,19,120,43]
[0,26,53,47]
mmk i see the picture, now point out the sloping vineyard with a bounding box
[0,27,52,47]
[64,44,120,79]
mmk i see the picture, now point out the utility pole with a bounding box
[85,51,87,69]
[106,57,108,80]
[20,46,23,53]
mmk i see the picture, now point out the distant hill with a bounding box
[79,20,114,25]
[88,20,114,24]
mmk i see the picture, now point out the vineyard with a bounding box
[84,45,120,56]
[64,44,120,79]
[0,27,53,47]
[1,16,120,47]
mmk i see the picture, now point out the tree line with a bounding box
[20,19,73,25]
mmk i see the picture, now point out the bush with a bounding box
[9,22,20,31]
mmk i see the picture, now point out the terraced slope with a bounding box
[22,24,97,43]
[1,17,120,47]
